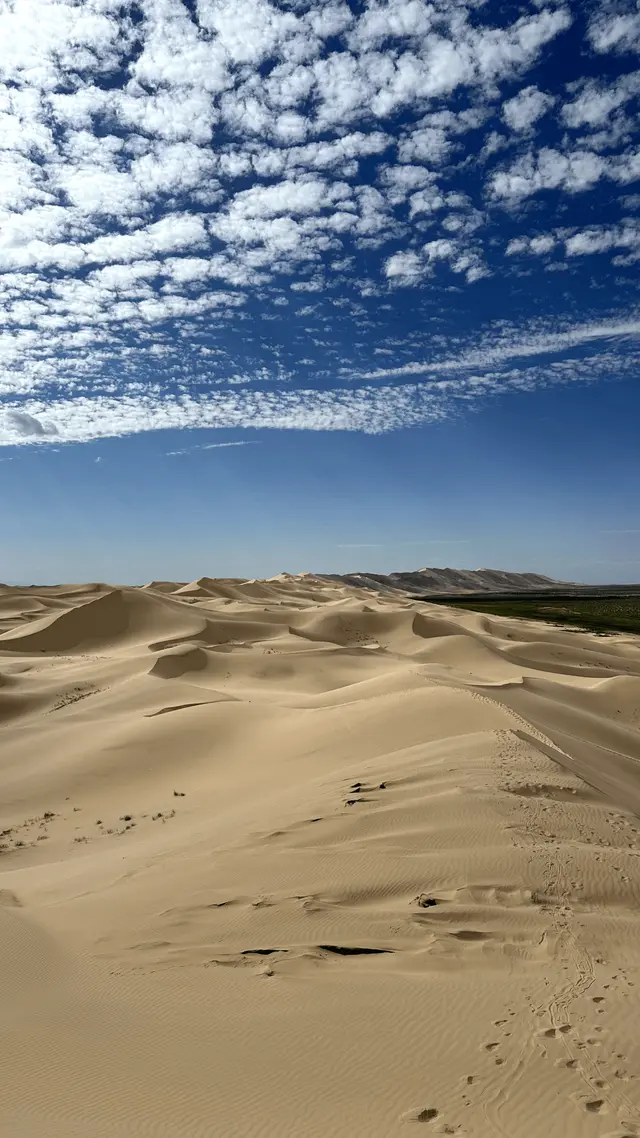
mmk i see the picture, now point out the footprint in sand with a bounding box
[400,1106,439,1123]
[571,1093,609,1115]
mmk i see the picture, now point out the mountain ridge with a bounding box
[321,566,567,595]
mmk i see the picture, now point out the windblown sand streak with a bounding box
[1,575,640,1137]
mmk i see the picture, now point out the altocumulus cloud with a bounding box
[0,0,638,446]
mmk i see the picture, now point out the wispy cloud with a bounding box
[166,440,258,456]
[337,539,470,548]
[354,315,640,382]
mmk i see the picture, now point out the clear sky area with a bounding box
[0,0,638,584]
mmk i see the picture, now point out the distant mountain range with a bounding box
[322,567,566,595]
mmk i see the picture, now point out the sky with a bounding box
[0,0,639,584]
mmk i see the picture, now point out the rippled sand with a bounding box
[2,574,640,1138]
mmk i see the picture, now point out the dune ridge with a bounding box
[1,572,640,1138]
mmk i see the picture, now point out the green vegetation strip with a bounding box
[425,595,640,636]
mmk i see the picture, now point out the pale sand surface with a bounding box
[1,575,640,1138]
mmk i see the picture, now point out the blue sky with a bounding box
[0,0,639,584]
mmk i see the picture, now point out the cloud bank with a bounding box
[0,0,638,444]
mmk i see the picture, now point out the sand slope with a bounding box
[1,574,640,1138]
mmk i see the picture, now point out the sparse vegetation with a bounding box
[425,594,640,636]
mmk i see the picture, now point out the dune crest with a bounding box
[1,572,640,1138]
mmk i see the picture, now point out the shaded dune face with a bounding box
[1,574,640,1138]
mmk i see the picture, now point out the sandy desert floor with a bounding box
[2,574,640,1138]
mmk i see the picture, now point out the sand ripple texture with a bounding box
[2,574,640,1138]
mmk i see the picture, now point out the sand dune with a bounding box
[1,573,640,1138]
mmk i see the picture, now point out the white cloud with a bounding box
[55,164,141,218]
[408,185,446,217]
[0,386,446,445]
[565,222,640,259]
[4,408,57,438]
[490,147,614,201]
[131,0,229,93]
[89,261,162,289]
[588,6,640,54]
[506,233,556,255]
[0,0,132,92]
[0,0,634,448]
[219,177,351,221]
[196,0,302,66]
[384,250,424,284]
[166,439,257,455]
[423,238,457,264]
[472,7,572,80]
[347,1,434,50]
[380,164,434,203]
[4,318,635,446]
[502,85,554,132]
[115,89,218,144]
[284,131,392,174]
[356,314,640,379]
[385,235,486,285]
[563,74,640,129]
[130,143,219,198]
[397,125,452,164]
[84,214,209,265]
